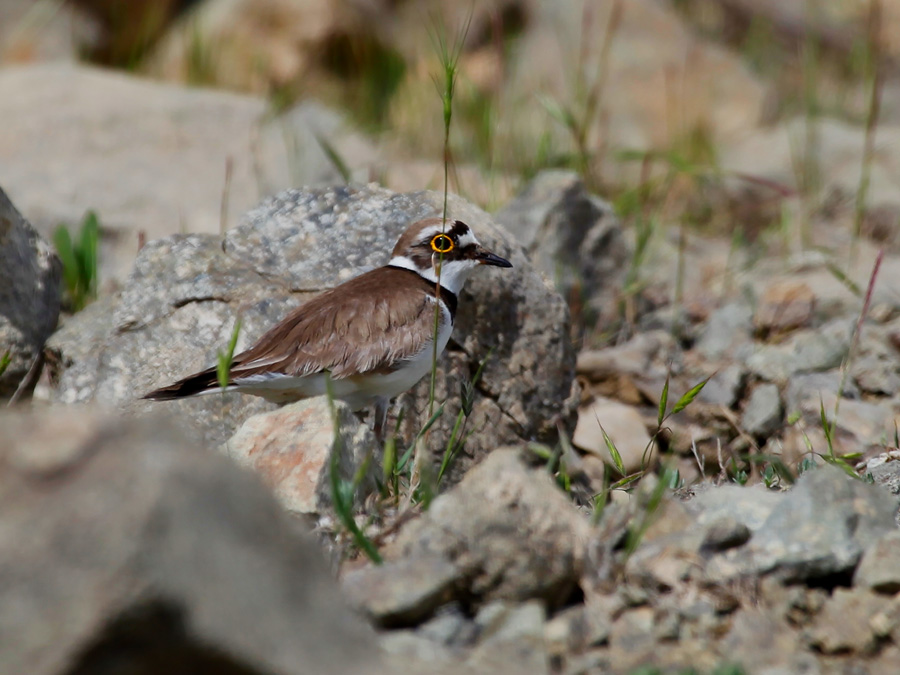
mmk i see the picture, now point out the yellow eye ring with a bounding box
[431,234,454,254]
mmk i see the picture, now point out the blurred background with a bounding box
[0,0,897,335]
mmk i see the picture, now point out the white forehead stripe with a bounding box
[415,223,479,248]
[456,230,477,248]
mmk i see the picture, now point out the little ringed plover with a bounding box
[142,218,512,440]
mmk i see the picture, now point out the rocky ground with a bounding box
[4,1,900,673]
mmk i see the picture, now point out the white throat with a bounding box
[389,256,478,295]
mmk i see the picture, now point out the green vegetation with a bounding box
[216,317,242,393]
[325,375,382,565]
[0,351,10,379]
[53,210,100,312]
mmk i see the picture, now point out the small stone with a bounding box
[609,607,656,655]
[416,604,474,648]
[746,319,851,382]
[573,397,654,474]
[684,483,783,532]
[341,555,461,628]
[854,531,900,593]
[695,303,753,360]
[378,631,456,664]
[754,280,815,333]
[224,398,378,515]
[740,383,783,438]
[576,330,675,381]
[700,517,752,553]
[869,595,900,639]
[852,353,900,395]
[810,588,890,654]
[468,601,548,673]
[721,610,804,672]
[784,372,858,417]
[697,364,745,408]
[544,601,612,656]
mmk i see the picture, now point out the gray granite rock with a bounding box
[0,187,61,399]
[685,483,784,532]
[721,610,810,673]
[342,554,461,628]
[697,363,745,408]
[746,319,852,382]
[854,531,900,594]
[741,383,783,438]
[810,588,890,654]
[468,601,548,673]
[388,448,590,607]
[695,302,753,361]
[784,371,859,416]
[706,465,897,582]
[0,405,374,675]
[493,170,628,326]
[46,186,577,477]
[852,353,900,396]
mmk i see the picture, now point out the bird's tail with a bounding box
[141,366,221,401]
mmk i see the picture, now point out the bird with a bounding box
[142,217,513,441]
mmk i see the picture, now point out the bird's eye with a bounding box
[430,234,454,253]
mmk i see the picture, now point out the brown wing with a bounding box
[230,267,444,380]
[143,267,446,400]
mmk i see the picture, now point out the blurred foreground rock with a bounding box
[0,405,375,675]
[0,186,61,399]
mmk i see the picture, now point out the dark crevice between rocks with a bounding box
[65,600,264,675]
[801,569,856,592]
[171,296,231,310]
[444,341,530,439]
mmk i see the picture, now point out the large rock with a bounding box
[493,170,629,327]
[386,448,590,607]
[46,185,577,479]
[0,187,61,399]
[0,405,374,675]
[0,63,377,283]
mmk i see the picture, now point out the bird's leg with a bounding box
[373,397,389,446]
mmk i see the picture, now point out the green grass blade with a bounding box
[0,350,10,378]
[538,94,578,133]
[78,210,100,298]
[398,404,444,471]
[325,374,382,565]
[819,395,835,457]
[657,374,670,427]
[314,132,352,183]
[670,376,711,416]
[52,225,80,299]
[216,317,242,391]
[610,473,642,490]
[600,425,625,476]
